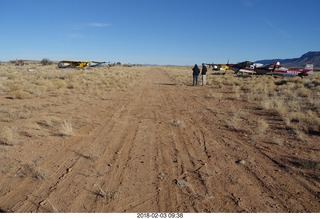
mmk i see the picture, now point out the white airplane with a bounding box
[228,61,314,77]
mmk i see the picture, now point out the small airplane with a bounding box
[57,60,90,68]
[204,63,229,71]
[267,63,314,77]
[227,61,257,74]
[228,61,314,77]
[228,61,280,75]
[88,61,107,67]
[57,60,107,68]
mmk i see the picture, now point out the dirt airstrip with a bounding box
[0,65,319,212]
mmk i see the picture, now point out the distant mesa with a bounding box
[256,51,320,68]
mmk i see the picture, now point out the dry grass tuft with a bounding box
[226,107,246,132]
[16,163,48,180]
[94,188,118,201]
[8,90,32,99]
[287,156,320,180]
[172,119,182,127]
[256,119,269,134]
[270,136,284,146]
[57,121,75,136]
[0,126,17,146]
[251,118,269,142]
[38,116,61,127]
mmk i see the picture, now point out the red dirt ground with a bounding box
[0,67,319,212]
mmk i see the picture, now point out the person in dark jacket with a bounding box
[192,64,200,86]
[201,63,208,86]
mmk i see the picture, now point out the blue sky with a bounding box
[1,0,320,65]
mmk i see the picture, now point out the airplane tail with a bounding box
[271,60,281,72]
[303,63,314,75]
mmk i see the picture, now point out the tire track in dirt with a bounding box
[43,76,156,212]
[93,87,151,212]
[216,119,319,211]
[159,86,238,212]
[145,72,237,212]
[170,79,320,212]
[158,87,211,212]
[60,70,172,212]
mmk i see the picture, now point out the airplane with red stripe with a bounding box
[267,63,313,77]
[228,61,314,77]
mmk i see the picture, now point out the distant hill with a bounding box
[255,51,320,68]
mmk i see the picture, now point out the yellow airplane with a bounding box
[57,60,90,68]
[205,63,229,71]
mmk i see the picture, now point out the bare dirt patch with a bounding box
[0,64,319,212]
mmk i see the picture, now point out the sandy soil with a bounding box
[0,66,319,213]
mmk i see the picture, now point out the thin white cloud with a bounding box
[86,22,112,28]
[242,0,259,7]
[67,22,111,40]
[72,22,112,30]
[68,33,85,39]
[265,19,291,38]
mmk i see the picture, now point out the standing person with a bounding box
[201,63,208,86]
[192,64,200,86]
